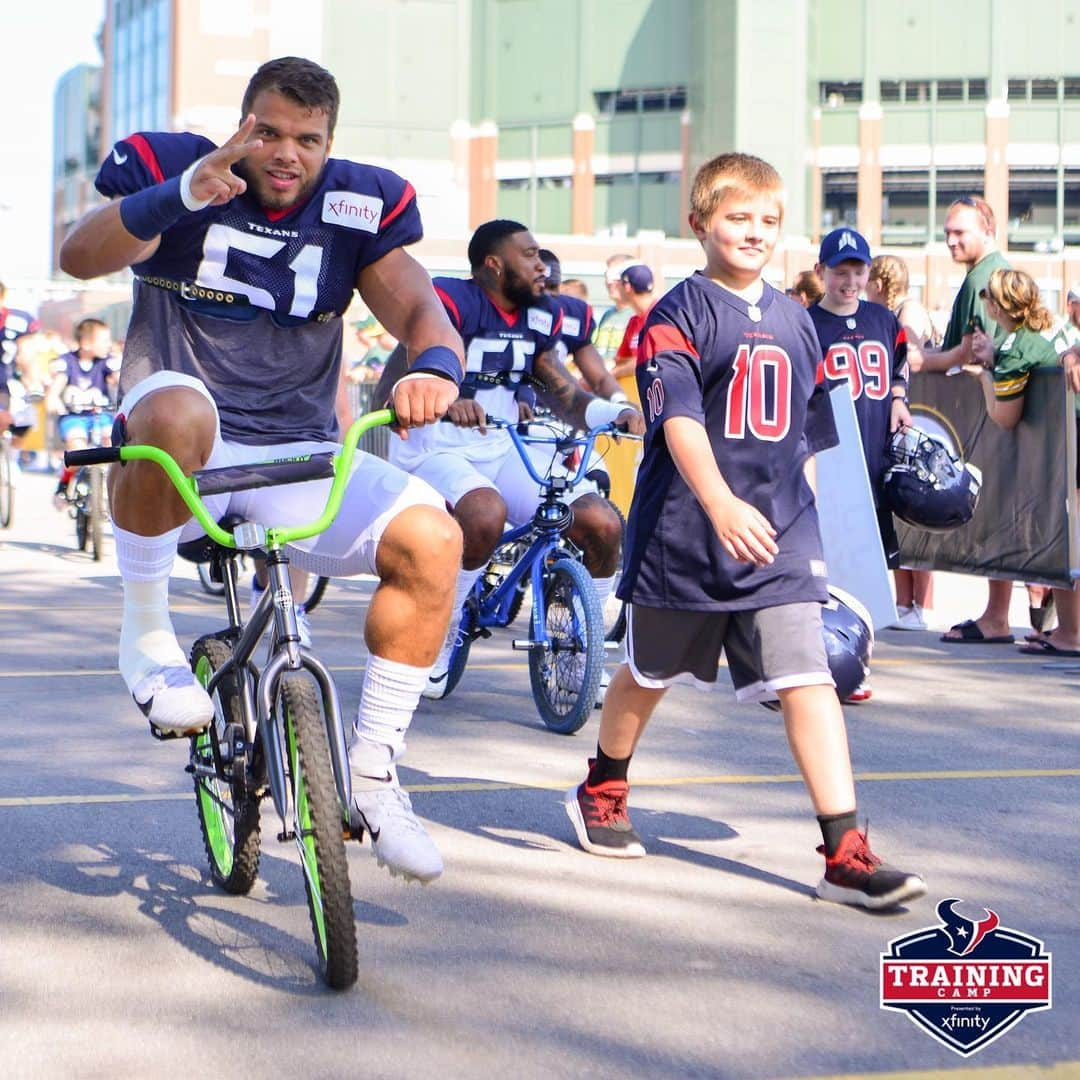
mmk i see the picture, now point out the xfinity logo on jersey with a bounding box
[527,308,553,336]
[322,192,383,233]
[880,898,1052,1056]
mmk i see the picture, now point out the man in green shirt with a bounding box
[922,196,1011,373]
[923,197,1017,645]
[592,253,636,364]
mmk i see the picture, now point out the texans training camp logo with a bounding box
[880,899,1052,1056]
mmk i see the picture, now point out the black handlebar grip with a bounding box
[194,452,337,497]
[64,447,122,467]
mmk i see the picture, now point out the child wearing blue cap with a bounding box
[809,228,913,701]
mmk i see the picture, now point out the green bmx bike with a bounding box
[65,410,395,990]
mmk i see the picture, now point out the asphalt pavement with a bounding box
[0,464,1077,1080]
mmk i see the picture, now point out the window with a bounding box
[1065,77,1080,99]
[592,87,688,115]
[967,78,987,101]
[1031,78,1059,100]
[1008,78,1028,101]
[819,81,863,106]
[937,79,964,101]
[904,80,930,103]
[880,80,901,102]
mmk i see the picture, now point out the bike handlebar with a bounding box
[62,409,394,550]
[485,415,641,491]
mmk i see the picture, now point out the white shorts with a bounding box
[119,371,445,578]
[389,424,605,526]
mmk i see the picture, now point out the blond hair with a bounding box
[984,268,1054,333]
[868,255,909,312]
[689,153,785,224]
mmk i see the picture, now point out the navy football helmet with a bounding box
[821,586,874,702]
[761,586,873,709]
[882,426,982,533]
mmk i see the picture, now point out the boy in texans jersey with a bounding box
[808,228,912,701]
[387,220,645,699]
[563,153,925,911]
[59,57,466,884]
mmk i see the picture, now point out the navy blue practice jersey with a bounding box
[619,272,839,612]
[1,306,39,385]
[433,275,561,403]
[57,352,111,413]
[551,293,595,364]
[808,300,907,493]
[95,131,422,444]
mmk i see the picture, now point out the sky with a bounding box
[0,2,105,297]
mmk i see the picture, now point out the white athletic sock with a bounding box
[352,655,431,768]
[592,574,616,609]
[432,566,484,672]
[114,525,186,691]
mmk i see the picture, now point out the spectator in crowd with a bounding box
[809,228,911,701]
[347,312,397,384]
[610,263,657,383]
[790,268,824,308]
[559,278,590,302]
[928,197,1014,644]
[1052,284,1080,353]
[866,253,936,630]
[593,253,636,364]
[964,269,1080,655]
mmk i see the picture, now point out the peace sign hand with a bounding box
[185,114,263,207]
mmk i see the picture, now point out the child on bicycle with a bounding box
[563,152,926,910]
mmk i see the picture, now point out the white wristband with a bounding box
[609,390,629,404]
[585,397,629,429]
[179,157,215,212]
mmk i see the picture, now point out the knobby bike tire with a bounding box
[190,636,261,895]
[440,599,475,699]
[74,469,91,552]
[528,557,604,735]
[302,575,330,613]
[603,499,627,645]
[0,449,12,528]
[197,563,226,596]
[89,467,104,561]
[280,674,358,990]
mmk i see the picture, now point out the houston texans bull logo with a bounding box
[880,899,1052,1056]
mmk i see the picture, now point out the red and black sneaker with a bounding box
[816,827,926,910]
[564,771,646,858]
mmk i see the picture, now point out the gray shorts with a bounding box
[625,602,834,703]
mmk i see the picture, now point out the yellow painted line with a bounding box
[1,768,1075,809]
[790,1062,1080,1080]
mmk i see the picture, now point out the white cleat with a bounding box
[350,771,443,884]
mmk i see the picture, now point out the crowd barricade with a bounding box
[898,368,1077,587]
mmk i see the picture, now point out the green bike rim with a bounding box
[287,712,327,958]
[194,656,234,877]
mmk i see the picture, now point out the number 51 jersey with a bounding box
[95,131,422,445]
[620,272,839,612]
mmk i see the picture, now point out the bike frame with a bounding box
[467,418,622,647]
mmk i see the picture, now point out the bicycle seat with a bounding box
[176,514,255,564]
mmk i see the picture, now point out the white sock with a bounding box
[592,574,616,609]
[353,655,431,767]
[114,525,186,692]
[432,566,484,672]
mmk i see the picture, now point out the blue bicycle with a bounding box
[441,417,634,735]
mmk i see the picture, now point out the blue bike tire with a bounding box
[528,557,604,735]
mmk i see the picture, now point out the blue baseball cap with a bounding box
[818,227,872,268]
[620,262,654,294]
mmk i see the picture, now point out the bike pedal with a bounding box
[148,722,188,741]
[277,829,296,843]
